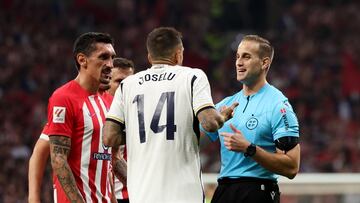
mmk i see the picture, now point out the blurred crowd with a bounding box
[0,0,359,202]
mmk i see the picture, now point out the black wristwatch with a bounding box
[244,143,256,157]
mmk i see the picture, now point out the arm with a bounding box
[103,119,125,147]
[192,69,238,133]
[49,136,85,202]
[108,171,118,203]
[197,108,224,132]
[28,139,50,203]
[252,144,300,179]
[221,124,300,179]
[197,103,238,132]
[111,146,127,185]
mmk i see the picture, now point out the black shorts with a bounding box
[117,199,129,203]
[211,177,280,203]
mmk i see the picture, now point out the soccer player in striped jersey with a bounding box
[28,57,134,203]
[47,32,116,203]
[28,85,113,203]
[103,27,238,203]
[107,58,134,203]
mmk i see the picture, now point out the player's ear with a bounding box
[77,53,87,69]
[262,57,271,71]
[174,47,183,65]
[147,53,153,64]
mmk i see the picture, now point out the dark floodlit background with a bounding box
[0,0,359,202]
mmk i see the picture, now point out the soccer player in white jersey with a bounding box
[103,27,238,203]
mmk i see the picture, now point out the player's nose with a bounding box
[105,59,113,69]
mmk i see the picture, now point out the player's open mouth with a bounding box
[100,71,111,84]
[101,67,111,81]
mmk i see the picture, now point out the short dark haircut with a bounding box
[146,27,182,60]
[73,32,114,70]
[113,57,135,71]
[242,35,274,61]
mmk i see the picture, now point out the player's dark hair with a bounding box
[113,57,135,71]
[242,35,274,61]
[146,27,182,60]
[73,32,114,70]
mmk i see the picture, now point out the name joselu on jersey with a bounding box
[138,72,176,85]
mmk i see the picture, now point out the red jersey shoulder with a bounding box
[48,80,91,127]
[49,80,91,109]
[51,80,88,101]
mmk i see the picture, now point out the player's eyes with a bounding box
[243,54,251,59]
[99,53,111,60]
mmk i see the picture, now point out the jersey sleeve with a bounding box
[39,123,50,141]
[107,83,125,124]
[271,100,299,140]
[192,69,215,115]
[47,94,74,137]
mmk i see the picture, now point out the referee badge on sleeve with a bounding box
[53,106,66,123]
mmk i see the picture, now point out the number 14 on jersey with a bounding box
[133,92,177,143]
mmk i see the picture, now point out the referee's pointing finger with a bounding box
[229,124,241,134]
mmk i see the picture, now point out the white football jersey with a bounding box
[107,64,214,203]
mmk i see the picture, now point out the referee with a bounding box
[202,35,300,203]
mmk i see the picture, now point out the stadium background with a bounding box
[0,0,359,202]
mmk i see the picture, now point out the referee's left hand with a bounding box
[220,124,250,153]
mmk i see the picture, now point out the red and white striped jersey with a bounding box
[47,80,113,203]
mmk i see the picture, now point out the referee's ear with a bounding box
[262,56,271,72]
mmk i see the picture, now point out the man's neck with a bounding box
[243,79,267,96]
[151,58,177,66]
[75,74,98,94]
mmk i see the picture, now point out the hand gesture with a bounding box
[220,124,250,152]
[219,102,239,122]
